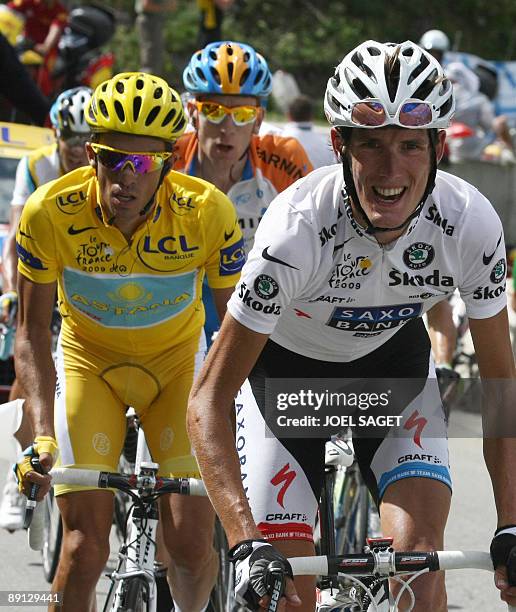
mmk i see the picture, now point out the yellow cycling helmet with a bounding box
[86,72,186,141]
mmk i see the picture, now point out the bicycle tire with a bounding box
[42,489,62,583]
[208,518,240,612]
[119,577,148,612]
[335,465,370,555]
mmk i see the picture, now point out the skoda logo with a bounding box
[403,242,435,270]
[490,258,506,284]
[254,274,279,300]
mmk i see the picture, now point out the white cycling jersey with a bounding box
[11,143,61,207]
[227,165,507,361]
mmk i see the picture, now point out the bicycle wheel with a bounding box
[334,464,371,555]
[42,489,62,583]
[208,518,243,612]
[119,577,149,612]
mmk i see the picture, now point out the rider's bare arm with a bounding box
[2,205,23,294]
[15,275,56,439]
[469,309,516,525]
[211,286,234,323]
[188,313,268,547]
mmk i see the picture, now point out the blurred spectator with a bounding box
[197,0,234,48]
[419,29,450,65]
[271,69,300,114]
[7,0,67,58]
[135,0,176,77]
[446,62,515,163]
[0,32,49,125]
[282,94,336,168]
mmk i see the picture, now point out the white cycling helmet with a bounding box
[324,40,455,130]
[50,86,93,134]
[419,29,450,53]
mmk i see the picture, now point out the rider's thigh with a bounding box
[57,490,114,569]
[274,539,316,612]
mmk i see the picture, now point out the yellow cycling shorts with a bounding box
[53,327,206,496]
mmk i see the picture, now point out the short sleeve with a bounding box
[11,157,34,207]
[227,184,319,335]
[203,187,245,289]
[16,190,58,284]
[458,191,507,319]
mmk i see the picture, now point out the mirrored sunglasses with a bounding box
[90,143,172,175]
[350,99,434,128]
[196,101,259,126]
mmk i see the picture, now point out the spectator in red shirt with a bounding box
[7,0,67,57]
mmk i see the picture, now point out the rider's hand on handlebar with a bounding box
[14,436,58,501]
[490,526,516,605]
[229,539,301,610]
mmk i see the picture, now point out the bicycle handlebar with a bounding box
[49,467,207,496]
[281,552,516,612]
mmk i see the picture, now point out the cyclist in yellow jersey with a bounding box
[14,72,244,612]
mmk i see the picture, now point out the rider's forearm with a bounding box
[484,438,516,526]
[2,232,18,293]
[14,325,55,439]
[188,395,262,548]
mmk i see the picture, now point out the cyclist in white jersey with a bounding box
[188,40,516,610]
[0,87,92,533]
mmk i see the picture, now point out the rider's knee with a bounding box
[62,529,110,574]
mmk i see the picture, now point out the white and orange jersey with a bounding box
[173,132,313,253]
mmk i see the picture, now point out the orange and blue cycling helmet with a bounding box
[183,41,272,106]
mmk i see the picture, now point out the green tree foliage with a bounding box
[103,0,516,112]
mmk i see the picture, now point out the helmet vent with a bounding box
[254,69,263,85]
[162,108,176,126]
[115,81,125,94]
[412,68,438,99]
[227,63,234,82]
[114,100,125,122]
[154,87,163,99]
[210,66,221,85]
[240,68,250,86]
[244,51,250,62]
[136,78,145,90]
[146,106,160,126]
[384,50,401,103]
[402,47,414,57]
[407,54,430,85]
[195,67,207,84]
[209,50,217,61]
[227,45,234,55]
[99,99,109,119]
[133,96,142,122]
[367,46,381,56]
[438,96,453,118]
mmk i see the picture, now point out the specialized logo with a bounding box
[328,255,372,288]
[483,232,502,266]
[220,238,245,276]
[403,410,427,449]
[490,258,506,284]
[270,463,297,509]
[310,294,355,305]
[408,292,436,300]
[388,268,454,288]
[327,302,422,332]
[237,281,281,315]
[68,225,97,236]
[56,189,87,215]
[169,191,195,216]
[403,243,434,270]
[424,203,455,236]
[254,274,279,299]
[473,285,505,300]
[262,246,299,270]
[16,243,47,270]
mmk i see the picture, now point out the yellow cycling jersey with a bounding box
[17,165,244,354]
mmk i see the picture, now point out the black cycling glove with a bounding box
[229,539,293,610]
[490,525,516,586]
